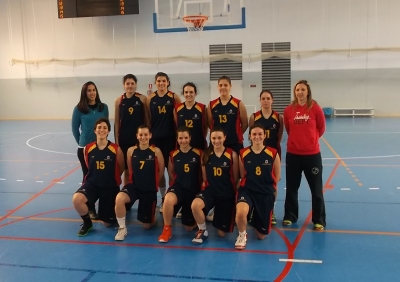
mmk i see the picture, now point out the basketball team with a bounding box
[71,72,326,250]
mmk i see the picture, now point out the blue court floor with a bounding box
[0,118,399,282]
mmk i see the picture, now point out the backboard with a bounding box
[153,0,246,33]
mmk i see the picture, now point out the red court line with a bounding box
[274,159,340,282]
[0,207,74,229]
[324,160,340,189]
[0,165,80,224]
[0,236,288,255]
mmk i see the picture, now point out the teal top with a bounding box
[71,104,109,147]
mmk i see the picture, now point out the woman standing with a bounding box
[283,80,326,231]
[191,128,238,244]
[72,118,124,236]
[114,74,149,185]
[207,76,248,155]
[248,90,284,225]
[174,82,207,150]
[235,124,281,249]
[146,72,181,212]
[72,81,109,219]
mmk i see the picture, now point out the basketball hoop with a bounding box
[182,15,208,36]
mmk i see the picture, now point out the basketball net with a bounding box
[182,15,208,37]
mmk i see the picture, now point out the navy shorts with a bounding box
[75,182,119,224]
[167,184,198,226]
[196,188,235,233]
[121,184,157,224]
[237,188,275,235]
[151,137,176,165]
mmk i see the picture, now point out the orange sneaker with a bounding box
[158,225,172,243]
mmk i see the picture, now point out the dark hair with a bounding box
[77,81,104,114]
[248,123,266,145]
[155,72,170,88]
[136,124,151,133]
[217,76,232,85]
[177,126,192,137]
[93,117,111,131]
[291,80,313,109]
[260,90,273,99]
[202,127,225,165]
[181,82,198,95]
[123,74,137,84]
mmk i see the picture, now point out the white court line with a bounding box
[341,188,351,190]
[369,188,380,190]
[56,182,65,184]
[16,180,24,182]
[36,181,44,183]
[0,178,5,181]
[26,133,76,155]
[279,259,322,264]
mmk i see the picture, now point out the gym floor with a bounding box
[0,117,399,282]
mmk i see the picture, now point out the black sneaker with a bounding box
[88,210,98,220]
[77,223,93,236]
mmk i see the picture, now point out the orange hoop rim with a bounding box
[182,15,208,28]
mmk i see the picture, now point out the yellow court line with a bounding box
[321,137,363,186]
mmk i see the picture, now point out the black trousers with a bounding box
[77,148,95,211]
[284,152,326,227]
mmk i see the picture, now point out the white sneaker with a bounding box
[235,233,247,250]
[115,227,127,241]
[206,209,214,222]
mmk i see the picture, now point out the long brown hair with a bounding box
[291,80,314,109]
[202,127,225,165]
[77,81,104,114]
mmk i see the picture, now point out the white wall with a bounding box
[1,0,400,119]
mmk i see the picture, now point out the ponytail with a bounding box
[202,143,214,165]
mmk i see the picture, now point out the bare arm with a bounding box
[173,93,182,105]
[116,147,125,176]
[248,113,255,129]
[114,96,121,144]
[139,94,150,127]
[126,147,134,184]
[277,114,284,144]
[239,101,249,133]
[202,105,208,138]
[167,154,174,184]
[155,147,165,183]
[145,94,152,129]
[173,106,178,128]
[201,157,207,190]
[206,104,213,130]
[273,153,281,183]
[232,151,239,186]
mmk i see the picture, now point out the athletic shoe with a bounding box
[271,213,277,225]
[77,223,93,236]
[314,224,324,231]
[176,210,182,219]
[88,210,98,220]
[158,226,172,243]
[192,229,208,244]
[115,227,128,241]
[282,220,292,226]
[205,210,214,222]
[235,233,247,250]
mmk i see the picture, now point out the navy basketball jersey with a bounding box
[130,145,159,192]
[170,148,202,193]
[84,141,121,188]
[239,146,277,195]
[204,148,236,199]
[118,93,145,146]
[253,110,281,150]
[149,91,176,138]
[209,96,243,145]
[175,102,207,149]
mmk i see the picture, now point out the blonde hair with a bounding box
[291,80,314,109]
